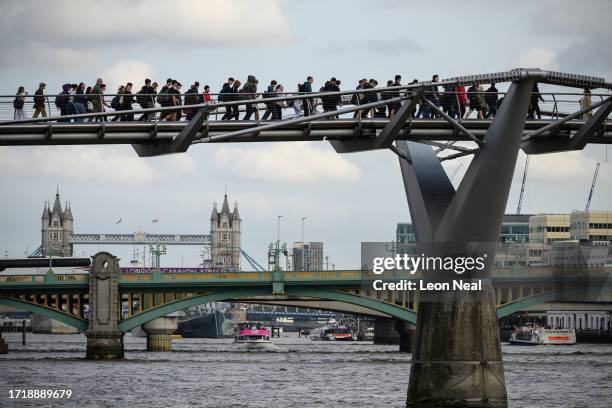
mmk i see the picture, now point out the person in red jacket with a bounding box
[203,85,212,103]
[457,84,467,119]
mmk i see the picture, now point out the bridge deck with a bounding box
[0,119,610,146]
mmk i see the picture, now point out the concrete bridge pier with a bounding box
[85,252,124,360]
[143,316,178,352]
[395,320,416,353]
[397,78,536,407]
[373,318,416,353]
[373,317,400,344]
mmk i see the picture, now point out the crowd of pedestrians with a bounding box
[10,74,587,122]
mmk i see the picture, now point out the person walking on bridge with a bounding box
[322,77,340,117]
[220,77,235,120]
[241,75,259,120]
[580,89,592,120]
[464,82,483,119]
[527,83,545,120]
[457,83,467,118]
[136,78,156,121]
[261,80,278,121]
[90,78,109,122]
[13,86,27,120]
[184,82,200,121]
[302,76,314,116]
[120,82,135,121]
[388,74,402,118]
[229,79,241,120]
[32,82,47,118]
[484,82,499,118]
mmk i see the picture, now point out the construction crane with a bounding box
[516,156,530,214]
[585,162,601,211]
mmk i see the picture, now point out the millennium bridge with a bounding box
[2,67,612,407]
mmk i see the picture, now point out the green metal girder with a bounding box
[496,292,558,319]
[118,287,271,332]
[0,296,88,331]
[119,286,418,332]
[283,287,418,324]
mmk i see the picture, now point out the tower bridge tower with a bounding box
[41,189,73,257]
[210,194,241,270]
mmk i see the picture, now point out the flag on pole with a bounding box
[152,219,159,223]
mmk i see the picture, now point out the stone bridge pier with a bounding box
[143,316,178,352]
[373,318,416,353]
[85,252,124,360]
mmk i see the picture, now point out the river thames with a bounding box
[0,333,611,407]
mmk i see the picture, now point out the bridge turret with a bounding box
[210,194,241,270]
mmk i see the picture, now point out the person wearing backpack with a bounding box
[13,86,27,120]
[32,82,47,118]
[55,84,71,122]
[184,82,200,121]
[119,82,135,121]
[322,77,340,117]
[261,80,277,121]
[157,78,172,107]
[240,75,259,120]
[137,78,155,121]
[110,85,125,122]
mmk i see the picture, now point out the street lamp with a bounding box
[301,217,307,244]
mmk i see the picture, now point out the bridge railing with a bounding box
[1,90,609,123]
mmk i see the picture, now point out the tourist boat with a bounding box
[357,327,375,341]
[309,325,354,341]
[234,322,271,344]
[509,324,577,345]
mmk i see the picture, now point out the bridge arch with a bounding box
[118,287,417,332]
[0,296,88,331]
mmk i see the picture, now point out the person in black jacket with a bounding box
[119,82,134,121]
[230,80,241,120]
[322,77,340,117]
[74,82,87,117]
[55,84,71,122]
[137,78,156,121]
[261,80,278,121]
[527,83,545,119]
[184,82,200,121]
[484,83,499,118]
[220,77,235,120]
[388,74,402,118]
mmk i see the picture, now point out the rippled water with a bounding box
[0,333,611,407]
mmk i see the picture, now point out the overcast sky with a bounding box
[0,0,611,268]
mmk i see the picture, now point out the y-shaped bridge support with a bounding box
[397,79,535,407]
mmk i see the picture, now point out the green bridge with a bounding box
[1,252,610,356]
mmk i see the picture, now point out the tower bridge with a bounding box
[2,68,612,407]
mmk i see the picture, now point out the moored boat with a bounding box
[309,325,354,341]
[509,324,576,345]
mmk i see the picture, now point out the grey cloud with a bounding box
[319,36,423,56]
